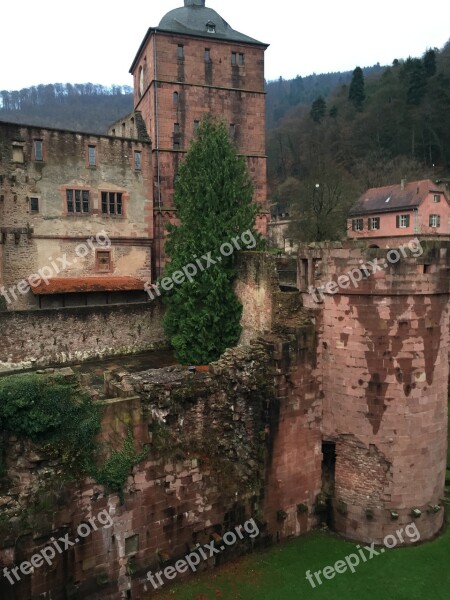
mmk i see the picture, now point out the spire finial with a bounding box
[184,1,206,6]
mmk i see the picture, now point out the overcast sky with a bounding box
[1,0,449,90]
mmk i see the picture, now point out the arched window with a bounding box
[173,91,179,106]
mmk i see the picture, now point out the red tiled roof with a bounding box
[29,276,147,295]
[349,179,449,216]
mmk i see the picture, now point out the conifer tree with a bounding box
[348,66,366,110]
[162,117,259,365]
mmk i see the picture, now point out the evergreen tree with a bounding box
[162,118,259,365]
[405,59,427,105]
[348,66,366,110]
[310,96,327,122]
[423,48,437,77]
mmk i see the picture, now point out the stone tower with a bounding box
[129,0,269,275]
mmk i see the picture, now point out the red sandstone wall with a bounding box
[299,241,449,543]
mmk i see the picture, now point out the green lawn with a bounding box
[154,525,450,600]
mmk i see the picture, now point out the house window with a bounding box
[229,123,236,137]
[433,194,441,203]
[88,145,96,167]
[96,250,111,272]
[134,151,142,171]
[429,214,441,228]
[206,21,216,34]
[67,190,90,214]
[12,144,24,163]
[396,214,410,228]
[369,217,380,230]
[173,91,179,106]
[205,48,210,61]
[34,140,43,161]
[101,192,123,216]
[30,197,39,213]
[178,45,184,59]
[352,218,363,231]
[238,53,245,65]
[231,52,237,66]
[194,120,200,132]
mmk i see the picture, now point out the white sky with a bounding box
[1,0,449,90]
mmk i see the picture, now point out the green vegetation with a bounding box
[163,117,260,365]
[0,373,145,501]
[93,430,148,503]
[0,372,100,473]
[153,527,450,600]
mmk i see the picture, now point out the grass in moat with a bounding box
[151,524,449,600]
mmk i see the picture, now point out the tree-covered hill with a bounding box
[0,83,133,134]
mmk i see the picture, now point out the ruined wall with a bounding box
[298,241,449,543]
[0,301,166,372]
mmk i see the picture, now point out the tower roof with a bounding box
[158,0,266,45]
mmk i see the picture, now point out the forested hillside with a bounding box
[0,84,133,133]
[268,42,450,241]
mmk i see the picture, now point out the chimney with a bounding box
[401,179,406,190]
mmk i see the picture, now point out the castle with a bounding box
[0,3,448,599]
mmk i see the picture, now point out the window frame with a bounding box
[134,151,142,171]
[429,214,441,228]
[101,191,124,217]
[66,189,91,215]
[231,52,237,66]
[30,197,39,213]
[369,217,380,231]
[88,145,97,167]
[33,140,43,161]
[433,194,441,203]
[352,218,363,232]
[177,45,184,60]
[96,249,112,273]
[204,48,211,62]
[396,214,410,228]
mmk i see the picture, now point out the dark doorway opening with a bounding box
[321,441,336,528]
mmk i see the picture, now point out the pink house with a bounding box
[347,179,450,241]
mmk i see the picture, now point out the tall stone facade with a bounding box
[0,121,153,311]
[121,0,269,275]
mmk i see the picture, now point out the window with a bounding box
[173,142,180,150]
[173,91,179,106]
[429,214,441,228]
[352,218,363,231]
[206,21,216,34]
[67,190,90,214]
[134,151,142,171]
[229,123,236,137]
[204,48,210,61]
[396,214,410,228]
[434,194,441,203]
[178,45,184,59]
[30,197,39,213]
[88,145,96,167]
[101,192,123,216]
[34,140,43,161]
[12,144,24,163]
[194,120,200,132]
[174,123,180,134]
[231,52,237,66]
[96,250,111,272]
[369,217,380,230]
[238,53,245,65]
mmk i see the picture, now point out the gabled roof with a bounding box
[349,179,449,216]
